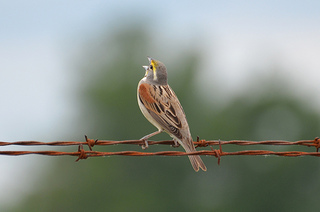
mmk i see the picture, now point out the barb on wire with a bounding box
[0,136,319,165]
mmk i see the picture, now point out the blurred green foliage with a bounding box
[9,26,320,212]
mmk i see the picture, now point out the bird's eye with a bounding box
[149,65,153,70]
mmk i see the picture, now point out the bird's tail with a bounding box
[183,140,207,172]
[188,154,207,172]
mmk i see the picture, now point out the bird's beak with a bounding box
[147,56,152,63]
[142,66,148,71]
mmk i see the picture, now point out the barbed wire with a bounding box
[1,136,319,164]
[1,136,319,148]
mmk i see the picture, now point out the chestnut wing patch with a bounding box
[138,83,183,139]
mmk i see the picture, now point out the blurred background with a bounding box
[1,1,320,211]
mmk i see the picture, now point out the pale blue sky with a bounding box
[1,1,320,37]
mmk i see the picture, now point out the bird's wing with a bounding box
[138,83,185,140]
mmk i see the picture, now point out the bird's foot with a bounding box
[139,137,149,150]
[171,139,180,148]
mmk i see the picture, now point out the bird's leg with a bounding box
[140,130,162,150]
[172,138,180,148]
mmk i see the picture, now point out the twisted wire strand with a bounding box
[0,138,318,147]
[1,150,319,158]
[0,137,319,163]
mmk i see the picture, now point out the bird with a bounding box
[137,56,207,172]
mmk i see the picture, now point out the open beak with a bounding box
[142,65,148,71]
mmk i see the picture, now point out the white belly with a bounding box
[137,79,164,131]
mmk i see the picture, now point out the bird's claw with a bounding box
[140,139,149,150]
[171,139,180,148]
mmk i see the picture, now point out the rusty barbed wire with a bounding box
[0,137,319,164]
[1,136,319,148]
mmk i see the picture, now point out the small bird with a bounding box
[137,57,207,172]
